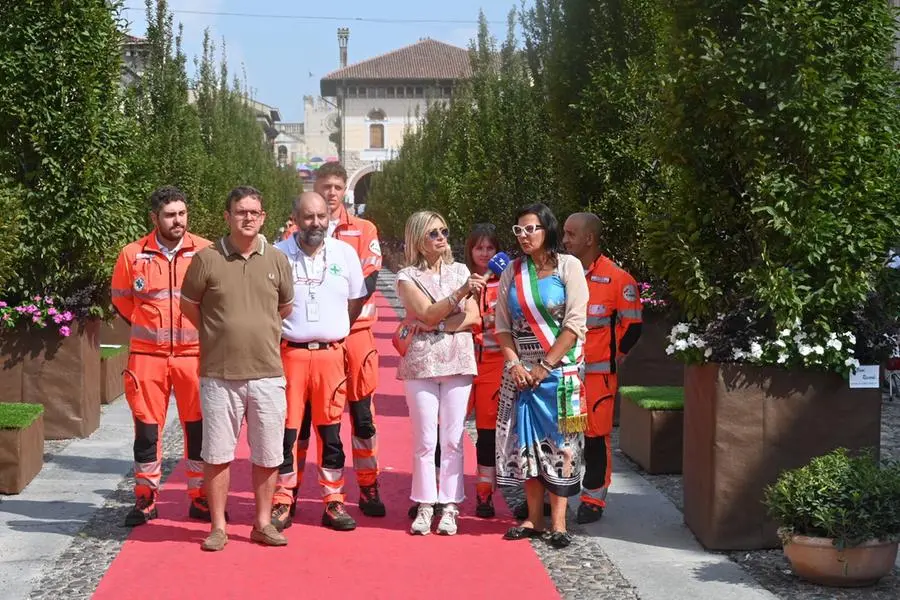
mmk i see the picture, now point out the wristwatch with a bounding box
[437,321,446,333]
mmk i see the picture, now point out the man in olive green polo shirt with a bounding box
[181,185,294,552]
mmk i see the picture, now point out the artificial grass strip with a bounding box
[100,345,128,359]
[0,403,44,429]
[620,386,684,411]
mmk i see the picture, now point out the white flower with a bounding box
[843,332,857,345]
[813,345,825,355]
[733,348,746,360]
[704,348,713,358]
[826,339,842,351]
[799,345,812,356]
[780,329,791,337]
[777,353,788,364]
[774,339,786,348]
[665,344,676,355]
[673,323,690,335]
[793,317,801,328]
[845,357,860,369]
[750,342,763,359]
[674,340,688,351]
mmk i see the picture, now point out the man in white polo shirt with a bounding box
[271,191,367,532]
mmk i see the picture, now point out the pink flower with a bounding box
[0,301,6,308]
[53,314,63,324]
[59,326,71,337]
[15,306,26,313]
[25,304,38,314]
[45,297,54,305]
[61,311,74,322]
[47,308,57,316]
[32,315,41,323]
[33,295,42,302]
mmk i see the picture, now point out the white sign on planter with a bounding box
[849,365,880,389]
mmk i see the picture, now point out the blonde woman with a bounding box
[396,211,486,536]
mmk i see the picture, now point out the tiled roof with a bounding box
[320,38,471,94]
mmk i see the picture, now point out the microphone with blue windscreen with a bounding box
[487,251,512,277]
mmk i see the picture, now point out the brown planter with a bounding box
[0,413,44,494]
[615,312,684,425]
[619,397,683,474]
[783,534,899,587]
[100,349,128,404]
[683,363,882,550]
[0,321,101,439]
[100,316,131,346]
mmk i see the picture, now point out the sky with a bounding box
[124,0,517,122]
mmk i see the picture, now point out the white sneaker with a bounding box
[411,503,434,535]
[437,503,459,536]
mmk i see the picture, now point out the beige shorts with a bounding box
[200,376,287,468]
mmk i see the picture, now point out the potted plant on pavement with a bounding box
[764,448,900,587]
[647,0,900,550]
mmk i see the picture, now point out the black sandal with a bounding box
[503,526,543,540]
[547,531,573,549]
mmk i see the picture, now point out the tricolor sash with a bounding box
[513,257,587,433]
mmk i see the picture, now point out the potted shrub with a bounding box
[618,385,683,474]
[0,402,45,494]
[646,0,900,550]
[764,448,900,587]
[100,344,129,405]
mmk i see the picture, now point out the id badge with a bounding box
[306,301,320,322]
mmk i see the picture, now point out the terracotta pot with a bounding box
[683,363,882,550]
[784,534,899,587]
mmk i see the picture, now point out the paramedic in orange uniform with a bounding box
[110,186,212,526]
[292,162,387,517]
[271,192,367,532]
[465,224,505,518]
[563,212,643,524]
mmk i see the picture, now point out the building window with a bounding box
[387,86,396,98]
[406,86,414,98]
[376,87,386,98]
[347,86,357,98]
[396,86,405,99]
[369,124,385,149]
[367,108,387,122]
[442,86,452,98]
[414,87,424,98]
[277,145,288,165]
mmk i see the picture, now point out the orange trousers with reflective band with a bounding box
[123,353,204,501]
[581,372,617,507]
[275,342,348,505]
[469,351,504,496]
[295,327,380,489]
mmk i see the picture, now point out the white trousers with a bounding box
[405,375,472,504]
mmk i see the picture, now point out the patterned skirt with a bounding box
[495,334,584,497]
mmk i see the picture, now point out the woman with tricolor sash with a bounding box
[494,203,589,549]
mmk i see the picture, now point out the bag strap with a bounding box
[410,276,437,304]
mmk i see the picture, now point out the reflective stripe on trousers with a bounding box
[352,435,378,484]
[319,466,344,502]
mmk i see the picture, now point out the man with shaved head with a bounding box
[563,212,643,524]
[272,191,368,532]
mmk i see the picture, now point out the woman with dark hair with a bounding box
[494,203,589,548]
[464,223,504,517]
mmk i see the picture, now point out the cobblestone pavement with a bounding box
[27,417,183,600]
[381,273,641,600]
[634,398,900,600]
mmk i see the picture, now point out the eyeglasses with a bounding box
[512,224,544,237]
[231,209,263,220]
[427,227,450,240]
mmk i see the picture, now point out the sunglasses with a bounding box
[427,227,450,240]
[512,224,544,237]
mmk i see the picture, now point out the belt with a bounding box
[282,339,344,350]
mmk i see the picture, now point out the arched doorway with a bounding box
[353,172,375,212]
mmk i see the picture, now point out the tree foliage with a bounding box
[366,11,563,252]
[0,0,144,309]
[647,0,900,359]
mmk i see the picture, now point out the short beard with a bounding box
[159,227,184,243]
[299,228,325,247]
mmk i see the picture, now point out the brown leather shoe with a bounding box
[201,528,228,552]
[250,523,288,546]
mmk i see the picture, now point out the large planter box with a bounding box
[100,345,128,404]
[619,386,684,474]
[100,316,131,347]
[615,312,684,425]
[0,403,45,494]
[683,363,882,551]
[0,320,101,439]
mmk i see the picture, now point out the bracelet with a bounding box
[539,358,557,371]
[447,293,458,307]
[504,359,522,372]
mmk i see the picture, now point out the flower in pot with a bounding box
[764,448,900,587]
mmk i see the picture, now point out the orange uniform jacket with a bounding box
[583,256,643,375]
[111,232,211,356]
[331,205,381,331]
[473,277,502,358]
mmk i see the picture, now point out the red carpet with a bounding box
[93,293,559,600]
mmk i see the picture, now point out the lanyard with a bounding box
[292,239,327,299]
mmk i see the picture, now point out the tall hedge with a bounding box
[0,0,143,309]
[648,0,900,357]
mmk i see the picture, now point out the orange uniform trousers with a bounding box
[295,327,380,489]
[275,342,349,505]
[470,350,504,496]
[581,372,617,508]
[123,353,204,501]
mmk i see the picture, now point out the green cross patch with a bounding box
[329,264,342,276]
